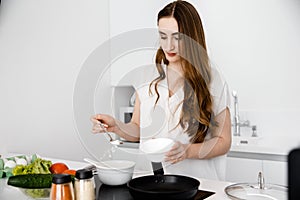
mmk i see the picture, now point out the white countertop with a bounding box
[195,178,232,199]
[0,153,233,200]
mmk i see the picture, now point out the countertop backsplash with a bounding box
[236,110,300,152]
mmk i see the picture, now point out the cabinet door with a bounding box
[226,157,262,183]
[263,160,287,186]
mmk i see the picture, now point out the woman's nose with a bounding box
[166,38,175,51]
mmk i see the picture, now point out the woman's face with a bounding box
[158,17,182,64]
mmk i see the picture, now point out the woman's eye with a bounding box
[174,35,182,41]
[160,36,167,40]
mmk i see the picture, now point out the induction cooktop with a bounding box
[94,175,215,200]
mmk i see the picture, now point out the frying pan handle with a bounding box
[151,162,164,175]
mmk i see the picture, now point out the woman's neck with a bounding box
[167,61,183,76]
[167,62,184,97]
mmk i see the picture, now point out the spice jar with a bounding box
[50,174,75,200]
[74,169,95,200]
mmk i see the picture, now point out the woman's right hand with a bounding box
[90,114,118,134]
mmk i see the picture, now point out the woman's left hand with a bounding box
[165,141,189,164]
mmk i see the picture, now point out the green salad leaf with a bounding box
[4,167,13,177]
[31,154,38,163]
[0,159,4,170]
[12,158,52,176]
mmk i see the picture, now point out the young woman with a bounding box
[91,0,231,180]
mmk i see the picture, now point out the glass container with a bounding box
[50,174,74,200]
[74,169,95,200]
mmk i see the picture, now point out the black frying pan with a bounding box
[127,162,200,200]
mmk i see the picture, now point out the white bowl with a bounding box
[96,160,135,186]
[140,138,175,162]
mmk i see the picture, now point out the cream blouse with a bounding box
[132,64,230,181]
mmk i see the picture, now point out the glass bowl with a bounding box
[225,183,287,200]
[19,188,51,199]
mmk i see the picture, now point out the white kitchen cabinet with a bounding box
[263,160,287,186]
[226,157,262,183]
[226,156,287,186]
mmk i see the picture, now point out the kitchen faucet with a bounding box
[232,90,256,137]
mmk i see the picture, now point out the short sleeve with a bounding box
[209,67,231,115]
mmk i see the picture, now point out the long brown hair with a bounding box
[150,0,216,143]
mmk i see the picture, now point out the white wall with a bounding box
[200,0,300,110]
[0,0,110,161]
[109,0,300,143]
[199,0,300,140]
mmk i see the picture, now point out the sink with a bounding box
[231,136,261,146]
[230,136,270,155]
[230,135,300,156]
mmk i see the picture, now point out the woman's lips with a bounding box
[167,52,176,57]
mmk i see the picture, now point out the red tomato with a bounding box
[50,163,69,174]
[63,169,76,176]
